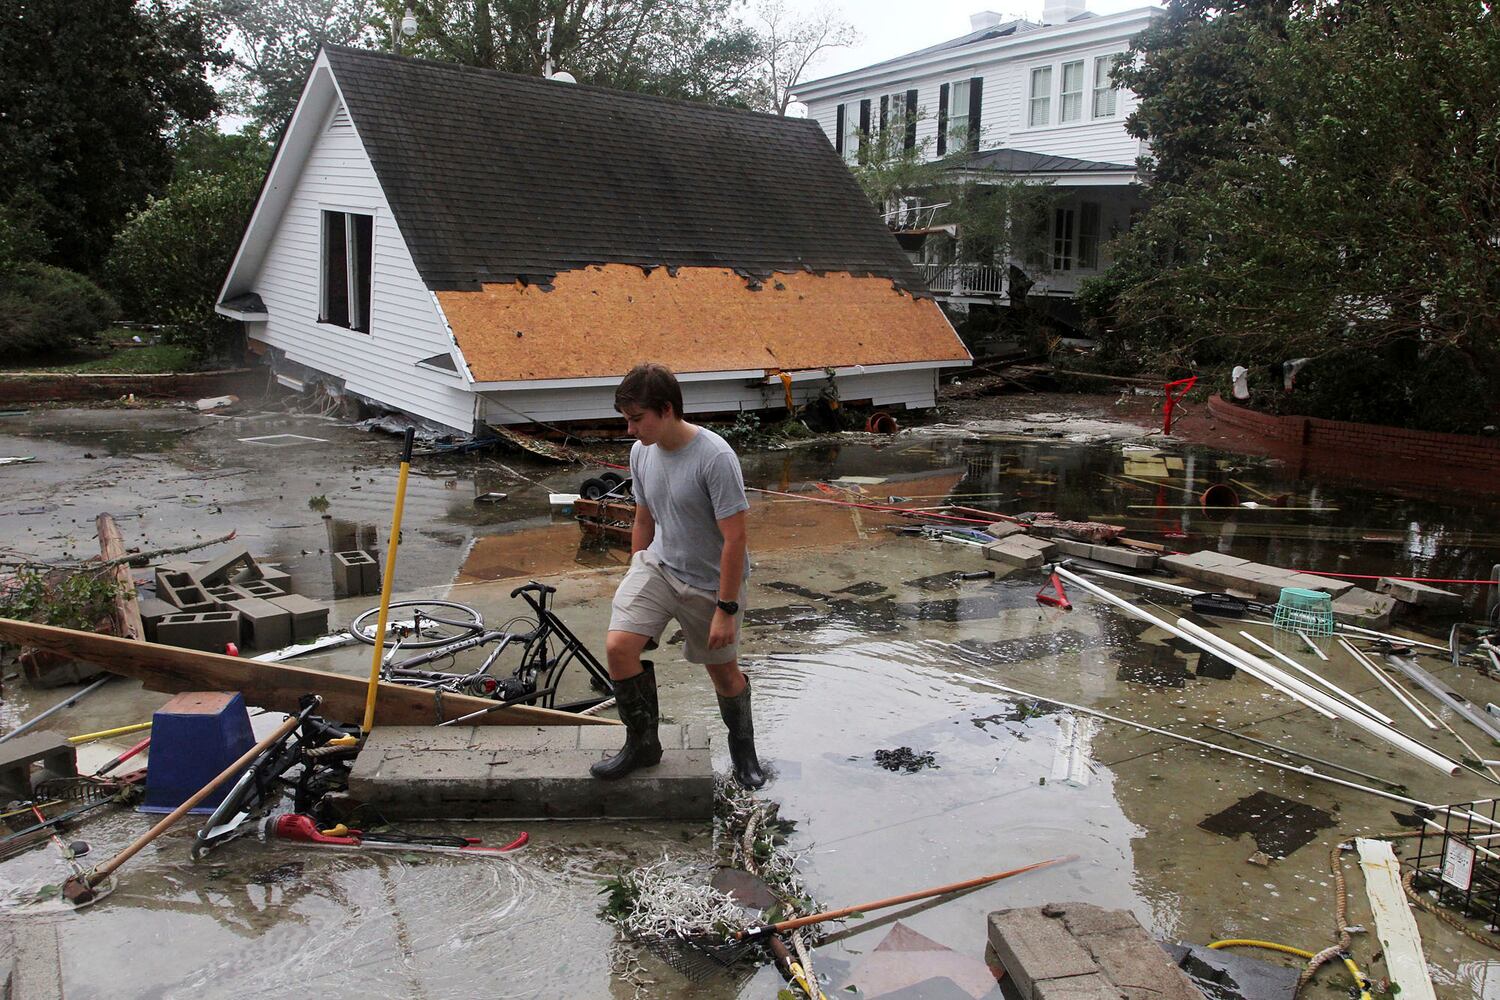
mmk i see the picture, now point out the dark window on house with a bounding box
[1078,201,1101,269]
[321,211,373,333]
[1053,206,1076,271]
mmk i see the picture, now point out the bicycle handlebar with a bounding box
[510,582,556,599]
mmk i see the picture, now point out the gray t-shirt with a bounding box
[629,426,750,592]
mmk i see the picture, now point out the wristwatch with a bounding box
[715,599,739,615]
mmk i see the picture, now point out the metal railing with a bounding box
[883,201,951,232]
[916,263,1007,296]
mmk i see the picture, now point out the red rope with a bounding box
[1294,570,1498,586]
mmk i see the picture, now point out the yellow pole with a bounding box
[362,427,416,733]
[67,721,152,744]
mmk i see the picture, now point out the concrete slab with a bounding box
[1053,538,1157,571]
[984,521,1026,540]
[1333,588,1398,627]
[984,536,1057,569]
[7,922,63,1000]
[1034,974,1120,1000]
[986,908,1099,1000]
[1377,577,1463,612]
[348,724,715,821]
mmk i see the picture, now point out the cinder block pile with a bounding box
[142,544,332,654]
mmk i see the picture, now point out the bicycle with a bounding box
[348,582,615,714]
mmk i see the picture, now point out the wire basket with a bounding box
[1411,799,1500,928]
[1272,587,1334,636]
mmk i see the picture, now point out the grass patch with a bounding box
[13,343,200,374]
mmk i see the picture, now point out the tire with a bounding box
[579,477,608,500]
[349,600,484,647]
[599,471,623,488]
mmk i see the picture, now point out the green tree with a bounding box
[0,0,225,273]
[103,137,271,358]
[1083,0,1500,413]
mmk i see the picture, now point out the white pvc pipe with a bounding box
[1054,565,1461,777]
[1179,618,1458,776]
[1056,566,1338,716]
[1339,638,1438,731]
[1238,630,1394,725]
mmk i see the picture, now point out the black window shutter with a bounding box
[937,83,949,156]
[835,104,845,155]
[880,95,889,134]
[858,99,871,162]
[904,88,918,150]
[967,77,984,151]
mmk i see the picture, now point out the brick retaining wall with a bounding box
[0,368,267,404]
[1207,394,1500,475]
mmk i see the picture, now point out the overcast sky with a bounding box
[786,0,1161,83]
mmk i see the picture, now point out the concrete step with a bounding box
[348,724,715,821]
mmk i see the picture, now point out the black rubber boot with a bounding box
[717,679,767,789]
[590,663,663,780]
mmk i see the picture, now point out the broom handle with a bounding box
[755,854,1076,937]
[86,704,314,885]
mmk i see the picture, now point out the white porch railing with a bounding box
[915,263,1007,297]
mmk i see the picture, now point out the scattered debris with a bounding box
[873,747,938,773]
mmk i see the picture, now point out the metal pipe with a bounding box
[1201,724,1401,787]
[0,676,112,745]
[1237,630,1394,725]
[1339,639,1437,731]
[1384,654,1500,744]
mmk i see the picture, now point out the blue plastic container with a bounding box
[140,691,255,814]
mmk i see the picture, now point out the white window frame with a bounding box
[948,78,972,148]
[1028,67,1052,128]
[319,208,375,333]
[1092,54,1121,119]
[841,101,860,164]
[884,91,907,136]
[1059,60,1084,124]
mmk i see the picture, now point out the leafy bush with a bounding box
[103,152,266,359]
[0,262,119,358]
[1269,344,1494,434]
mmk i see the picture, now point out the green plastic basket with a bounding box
[1272,587,1334,636]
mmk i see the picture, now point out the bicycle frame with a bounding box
[375,583,614,712]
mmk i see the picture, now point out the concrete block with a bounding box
[188,544,255,587]
[356,549,381,594]
[236,579,285,601]
[348,725,714,821]
[1052,538,1157,571]
[155,610,242,652]
[1069,922,1200,1000]
[1332,588,1397,628]
[1034,974,1123,1000]
[1377,577,1463,612]
[987,909,1099,1000]
[268,594,330,640]
[0,733,77,801]
[332,550,379,596]
[153,561,197,591]
[984,536,1057,569]
[226,597,292,650]
[984,521,1026,540]
[1284,573,1356,598]
[136,595,176,643]
[156,571,216,612]
[254,565,291,588]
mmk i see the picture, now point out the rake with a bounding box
[649,853,1076,981]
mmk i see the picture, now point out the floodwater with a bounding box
[4,401,1500,999]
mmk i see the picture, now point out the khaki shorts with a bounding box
[609,550,744,665]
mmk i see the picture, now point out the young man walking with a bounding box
[591,362,766,789]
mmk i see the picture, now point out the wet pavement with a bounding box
[3,398,1500,999]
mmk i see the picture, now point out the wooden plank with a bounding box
[96,514,145,642]
[1354,838,1437,1000]
[0,618,617,729]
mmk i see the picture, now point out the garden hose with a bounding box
[1209,939,1372,1000]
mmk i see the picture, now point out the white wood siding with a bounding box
[480,369,938,426]
[250,101,477,433]
[806,18,1147,169]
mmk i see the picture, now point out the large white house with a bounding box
[794,2,1160,316]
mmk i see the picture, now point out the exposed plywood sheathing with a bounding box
[437,265,969,383]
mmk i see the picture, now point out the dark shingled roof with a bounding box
[322,46,929,295]
[959,147,1135,174]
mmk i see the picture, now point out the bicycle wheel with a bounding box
[349,600,485,648]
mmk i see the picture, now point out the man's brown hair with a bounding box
[615,362,684,418]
